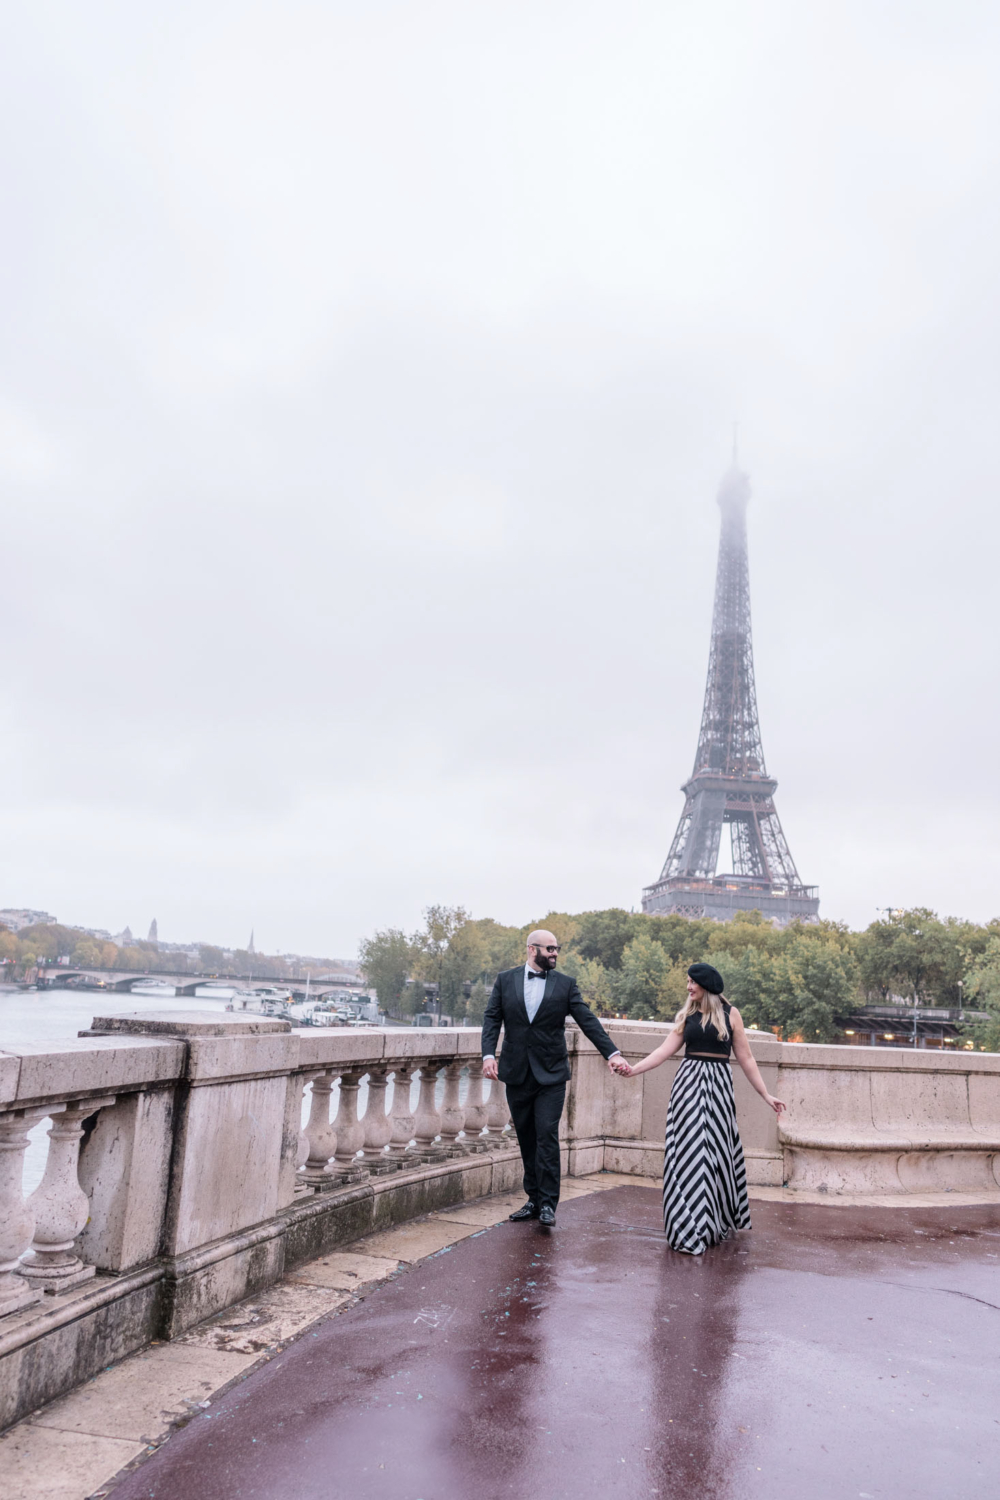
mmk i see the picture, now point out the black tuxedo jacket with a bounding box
[481,966,617,1086]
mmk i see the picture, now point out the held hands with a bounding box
[482,1057,633,1080]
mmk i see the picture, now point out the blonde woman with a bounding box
[622,963,785,1255]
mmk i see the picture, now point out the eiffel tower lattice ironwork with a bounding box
[642,462,819,925]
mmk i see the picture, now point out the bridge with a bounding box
[31,965,369,1002]
[1,1015,997,1498]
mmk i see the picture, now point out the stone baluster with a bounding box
[301,1071,339,1184]
[462,1065,488,1149]
[332,1072,369,1182]
[388,1065,416,1155]
[412,1062,444,1156]
[485,1075,511,1142]
[0,1106,59,1315]
[293,1072,322,1188]
[361,1068,396,1173]
[438,1061,466,1149]
[19,1097,116,1293]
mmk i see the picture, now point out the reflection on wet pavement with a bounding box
[108,1186,1000,1500]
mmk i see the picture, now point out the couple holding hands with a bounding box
[481,930,785,1255]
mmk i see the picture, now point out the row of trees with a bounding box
[359,906,526,1023]
[359,905,1000,1047]
[0,924,316,982]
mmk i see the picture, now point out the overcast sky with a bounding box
[2,1,1000,956]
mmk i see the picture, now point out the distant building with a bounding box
[0,908,58,932]
[841,999,989,1049]
[147,918,159,944]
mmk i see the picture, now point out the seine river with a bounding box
[1,986,236,1048]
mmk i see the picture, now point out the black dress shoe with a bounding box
[508,1202,538,1221]
[539,1206,556,1226]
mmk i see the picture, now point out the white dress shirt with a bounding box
[523,962,548,1022]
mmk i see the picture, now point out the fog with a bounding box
[2,1,999,954]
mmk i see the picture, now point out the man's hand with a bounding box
[608,1055,632,1077]
[482,1057,499,1081]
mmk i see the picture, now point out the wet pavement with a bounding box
[108,1185,1000,1500]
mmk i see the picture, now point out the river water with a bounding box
[0,986,237,1049]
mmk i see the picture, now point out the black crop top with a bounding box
[682,1001,733,1058]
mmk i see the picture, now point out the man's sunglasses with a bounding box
[531,944,561,953]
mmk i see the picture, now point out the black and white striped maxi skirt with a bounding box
[662,1057,750,1256]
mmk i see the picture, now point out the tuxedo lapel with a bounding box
[512,965,526,1018]
[534,970,557,1022]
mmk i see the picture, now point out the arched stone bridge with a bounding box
[33,966,363,1001]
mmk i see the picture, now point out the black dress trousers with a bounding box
[505,1076,566,1211]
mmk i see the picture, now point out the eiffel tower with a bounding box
[642,460,819,925]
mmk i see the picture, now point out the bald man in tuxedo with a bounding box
[481,929,629,1226]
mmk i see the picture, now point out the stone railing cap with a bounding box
[1,1035,186,1107]
[89,1011,292,1037]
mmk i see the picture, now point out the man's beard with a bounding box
[537,952,557,971]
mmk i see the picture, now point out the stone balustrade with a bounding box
[0,1013,517,1430]
[775,1042,1000,1193]
[1,1012,999,1433]
[588,1022,1000,1194]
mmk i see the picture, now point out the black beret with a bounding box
[687,962,725,995]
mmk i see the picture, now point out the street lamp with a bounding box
[910,929,923,1050]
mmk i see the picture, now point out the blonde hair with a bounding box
[672,986,730,1046]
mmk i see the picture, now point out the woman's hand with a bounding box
[765,1094,786,1117]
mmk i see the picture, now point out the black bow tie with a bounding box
[527,970,547,979]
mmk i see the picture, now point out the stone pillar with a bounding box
[462,1066,488,1147]
[332,1072,369,1182]
[413,1063,443,1154]
[362,1069,397,1172]
[86,1013,299,1267]
[81,1011,299,1336]
[0,1106,56,1315]
[302,1071,339,1185]
[20,1097,116,1293]
[388,1066,416,1155]
[438,1061,466,1147]
[77,1088,176,1271]
[485,1075,510,1142]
